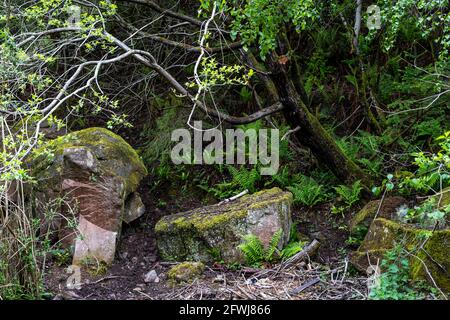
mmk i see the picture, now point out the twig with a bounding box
[288,277,320,296]
[280,239,320,271]
[218,189,249,205]
[281,126,301,141]
[83,275,128,286]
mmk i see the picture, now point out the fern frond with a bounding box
[334,180,362,207]
[287,176,327,207]
[265,228,282,261]
[238,234,264,266]
[280,241,305,259]
[227,165,261,193]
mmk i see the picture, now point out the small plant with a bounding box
[372,174,395,197]
[369,245,425,300]
[281,222,307,259]
[204,165,262,200]
[267,166,292,188]
[83,259,108,277]
[287,176,327,207]
[396,197,450,229]
[334,180,363,207]
[280,241,305,259]
[227,165,261,193]
[346,225,368,247]
[238,224,309,266]
[331,180,363,217]
[50,248,72,266]
[402,131,450,193]
[238,229,283,267]
[157,200,167,208]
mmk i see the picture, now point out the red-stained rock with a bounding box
[32,127,147,266]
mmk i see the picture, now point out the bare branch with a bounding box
[117,16,242,53]
[116,0,203,26]
[106,32,284,124]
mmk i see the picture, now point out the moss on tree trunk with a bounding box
[266,53,369,186]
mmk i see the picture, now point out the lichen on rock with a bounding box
[155,187,293,264]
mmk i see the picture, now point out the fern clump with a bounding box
[287,176,328,207]
[238,227,307,266]
[280,241,305,259]
[331,180,363,216]
[228,165,261,193]
[238,229,282,267]
[334,180,363,207]
[202,165,262,199]
[280,222,307,259]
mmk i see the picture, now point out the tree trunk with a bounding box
[267,53,369,186]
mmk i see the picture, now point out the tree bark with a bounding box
[267,53,369,186]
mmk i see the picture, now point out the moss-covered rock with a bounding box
[436,186,450,209]
[33,127,147,194]
[351,218,450,294]
[31,127,147,265]
[155,188,293,263]
[349,196,406,236]
[167,262,205,283]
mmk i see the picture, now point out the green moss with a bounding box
[167,262,205,284]
[157,188,291,233]
[33,127,147,194]
[155,188,293,263]
[155,220,170,233]
[349,197,406,235]
[410,229,450,294]
[350,201,379,232]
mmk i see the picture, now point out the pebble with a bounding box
[144,270,160,283]
[213,275,225,283]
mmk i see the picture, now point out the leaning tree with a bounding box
[1,0,448,186]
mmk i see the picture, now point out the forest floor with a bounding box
[43,177,371,300]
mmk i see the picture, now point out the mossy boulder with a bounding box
[31,127,147,265]
[349,196,406,236]
[351,218,450,294]
[155,188,293,263]
[436,186,450,209]
[167,262,205,283]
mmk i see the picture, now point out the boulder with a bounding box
[31,127,147,265]
[351,218,450,294]
[155,187,293,263]
[349,196,407,236]
[436,186,450,209]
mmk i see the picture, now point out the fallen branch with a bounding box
[288,277,320,296]
[280,239,320,271]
